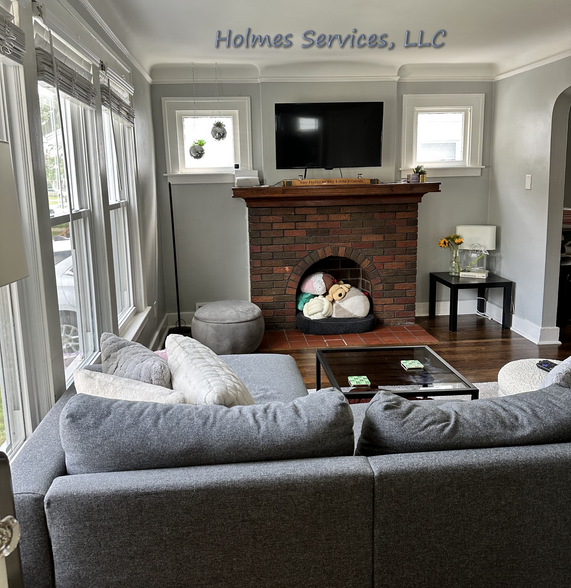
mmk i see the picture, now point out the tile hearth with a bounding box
[257,324,437,351]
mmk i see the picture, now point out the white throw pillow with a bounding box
[74,369,187,404]
[166,335,255,407]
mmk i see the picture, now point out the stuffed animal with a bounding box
[326,281,351,302]
[296,291,316,311]
[303,296,333,320]
[300,272,336,295]
[331,287,370,318]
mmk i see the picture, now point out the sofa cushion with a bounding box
[221,354,309,404]
[60,390,355,474]
[540,355,571,388]
[166,335,255,406]
[74,369,186,404]
[357,386,571,456]
[101,332,171,388]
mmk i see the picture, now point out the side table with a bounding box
[429,272,513,332]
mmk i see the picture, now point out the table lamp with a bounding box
[456,225,497,276]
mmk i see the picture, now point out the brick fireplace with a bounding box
[233,183,440,330]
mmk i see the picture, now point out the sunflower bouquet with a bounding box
[438,233,464,275]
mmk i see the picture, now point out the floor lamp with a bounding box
[167,182,192,336]
[0,140,28,587]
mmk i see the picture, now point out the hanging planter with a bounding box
[190,139,206,159]
[211,120,227,141]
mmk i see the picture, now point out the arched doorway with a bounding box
[547,87,571,337]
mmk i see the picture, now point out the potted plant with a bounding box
[412,165,426,183]
[189,139,206,159]
[211,121,227,141]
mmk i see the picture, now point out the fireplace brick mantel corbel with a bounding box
[232,182,441,330]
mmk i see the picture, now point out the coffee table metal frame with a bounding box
[316,345,479,400]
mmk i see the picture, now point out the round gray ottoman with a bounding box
[191,300,265,355]
[498,358,560,396]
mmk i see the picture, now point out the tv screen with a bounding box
[275,101,383,170]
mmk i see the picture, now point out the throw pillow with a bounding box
[166,335,255,406]
[357,386,571,456]
[60,389,355,474]
[101,332,171,388]
[74,369,186,404]
[540,355,571,388]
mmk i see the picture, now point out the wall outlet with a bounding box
[153,301,157,319]
[525,174,532,190]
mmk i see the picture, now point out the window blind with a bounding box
[36,47,96,107]
[0,7,25,65]
[100,80,135,125]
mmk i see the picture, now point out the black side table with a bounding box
[429,272,514,332]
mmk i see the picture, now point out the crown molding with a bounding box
[72,0,152,84]
[259,75,399,83]
[494,49,571,81]
[397,63,495,83]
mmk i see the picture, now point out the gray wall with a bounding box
[397,81,494,306]
[151,78,495,315]
[151,83,262,316]
[67,1,164,347]
[488,57,571,329]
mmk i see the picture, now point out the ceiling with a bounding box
[86,0,571,79]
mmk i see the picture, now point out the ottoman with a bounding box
[191,300,265,355]
[498,358,560,396]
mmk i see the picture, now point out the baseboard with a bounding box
[416,300,478,316]
[167,311,194,327]
[417,300,561,345]
[149,314,169,350]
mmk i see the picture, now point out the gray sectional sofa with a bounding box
[12,353,571,588]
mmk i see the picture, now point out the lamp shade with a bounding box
[456,225,497,251]
[0,140,28,288]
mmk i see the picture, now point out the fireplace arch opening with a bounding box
[295,255,376,334]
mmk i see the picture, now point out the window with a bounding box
[102,109,136,326]
[401,94,485,178]
[39,84,99,381]
[181,114,235,170]
[163,97,252,180]
[0,58,34,455]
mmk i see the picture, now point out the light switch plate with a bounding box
[525,174,532,190]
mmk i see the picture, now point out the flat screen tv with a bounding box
[275,101,383,170]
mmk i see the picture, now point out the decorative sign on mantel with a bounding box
[281,178,380,187]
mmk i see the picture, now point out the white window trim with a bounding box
[162,96,252,183]
[401,94,485,178]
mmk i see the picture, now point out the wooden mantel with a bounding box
[232,182,441,207]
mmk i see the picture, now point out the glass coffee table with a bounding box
[316,346,479,400]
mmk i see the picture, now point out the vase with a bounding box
[449,247,461,276]
[420,174,427,183]
[410,173,420,183]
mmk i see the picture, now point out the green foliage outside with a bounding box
[0,399,5,446]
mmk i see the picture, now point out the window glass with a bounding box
[40,84,99,382]
[39,86,69,217]
[416,112,464,163]
[182,115,234,170]
[102,109,135,322]
[0,62,28,454]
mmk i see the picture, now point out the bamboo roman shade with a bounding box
[0,7,25,64]
[100,81,135,125]
[34,21,96,108]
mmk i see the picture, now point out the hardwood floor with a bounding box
[260,315,571,389]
